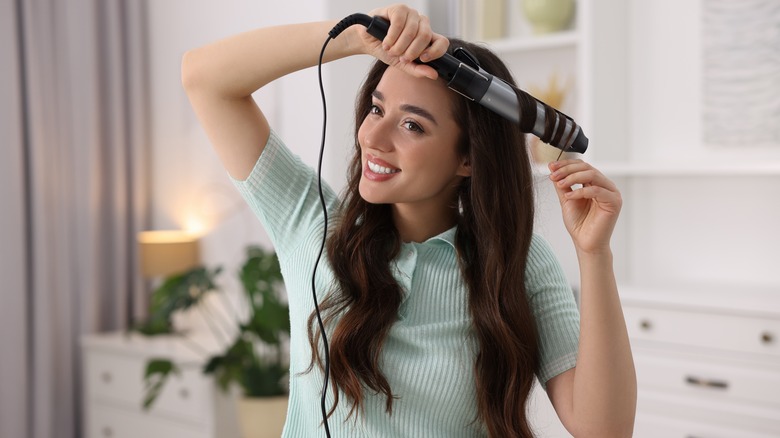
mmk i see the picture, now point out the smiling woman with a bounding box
[181,3,635,437]
[357,67,469,229]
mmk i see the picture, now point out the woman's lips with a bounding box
[364,154,400,181]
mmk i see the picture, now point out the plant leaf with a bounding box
[142,359,180,409]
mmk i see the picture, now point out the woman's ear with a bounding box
[456,156,472,177]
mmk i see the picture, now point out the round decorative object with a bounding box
[522,0,575,34]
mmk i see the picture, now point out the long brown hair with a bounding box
[308,39,539,437]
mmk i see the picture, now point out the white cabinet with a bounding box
[622,284,780,437]
[526,284,780,438]
[81,332,239,438]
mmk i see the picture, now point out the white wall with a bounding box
[621,1,780,287]
[629,0,780,164]
[146,0,328,274]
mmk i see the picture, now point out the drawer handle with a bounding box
[100,372,112,384]
[179,387,190,399]
[639,319,652,331]
[761,331,774,345]
[101,426,113,437]
[685,375,729,390]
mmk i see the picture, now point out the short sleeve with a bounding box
[230,130,339,259]
[525,233,580,387]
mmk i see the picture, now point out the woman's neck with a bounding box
[392,202,458,243]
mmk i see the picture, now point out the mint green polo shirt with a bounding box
[232,130,579,437]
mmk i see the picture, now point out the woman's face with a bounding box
[357,67,469,210]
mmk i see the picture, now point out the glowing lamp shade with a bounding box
[138,230,200,277]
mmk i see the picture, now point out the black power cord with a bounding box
[311,15,377,438]
[313,34,334,438]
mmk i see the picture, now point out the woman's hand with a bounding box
[355,4,449,80]
[548,159,622,256]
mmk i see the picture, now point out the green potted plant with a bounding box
[137,245,289,437]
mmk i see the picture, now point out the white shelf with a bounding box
[484,31,579,54]
[595,161,780,177]
[619,282,780,317]
[531,161,780,179]
[531,159,780,178]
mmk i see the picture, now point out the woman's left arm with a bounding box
[544,159,637,438]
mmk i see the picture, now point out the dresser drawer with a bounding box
[635,388,780,436]
[623,304,780,357]
[85,350,213,424]
[87,403,210,438]
[635,412,779,438]
[634,350,780,407]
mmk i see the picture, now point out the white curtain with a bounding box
[0,0,150,437]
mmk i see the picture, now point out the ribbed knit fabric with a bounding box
[232,130,580,437]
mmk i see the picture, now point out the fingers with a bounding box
[382,6,414,54]
[548,159,622,210]
[549,159,617,193]
[368,5,448,79]
[423,33,449,62]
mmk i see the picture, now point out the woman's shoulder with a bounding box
[528,232,557,259]
[524,233,569,294]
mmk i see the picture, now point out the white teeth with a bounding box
[368,160,399,175]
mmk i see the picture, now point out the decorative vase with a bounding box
[522,0,575,34]
[236,395,288,438]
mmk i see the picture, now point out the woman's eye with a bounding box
[369,104,382,115]
[403,120,424,133]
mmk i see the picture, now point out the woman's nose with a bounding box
[364,119,394,152]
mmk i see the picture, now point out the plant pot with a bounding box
[236,395,288,438]
[522,0,575,34]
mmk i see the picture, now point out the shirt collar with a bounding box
[405,225,456,249]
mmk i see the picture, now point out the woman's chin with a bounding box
[358,183,390,205]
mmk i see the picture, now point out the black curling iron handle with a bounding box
[338,13,588,154]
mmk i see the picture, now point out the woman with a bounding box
[182,4,636,437]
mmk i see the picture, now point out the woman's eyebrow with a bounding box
[372,90,439,126]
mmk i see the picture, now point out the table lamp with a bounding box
[137,230,200,277]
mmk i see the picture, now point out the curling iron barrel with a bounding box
[329,13,588,154]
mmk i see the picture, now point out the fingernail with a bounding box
[420,52,430,62]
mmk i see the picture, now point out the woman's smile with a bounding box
[364,154,401,181]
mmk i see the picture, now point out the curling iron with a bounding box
[328,13,588,154]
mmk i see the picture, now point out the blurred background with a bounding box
[2,0,779,437]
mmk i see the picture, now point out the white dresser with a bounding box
[527,284,780,437]
[622,284,780,438]
[81,332,239,438]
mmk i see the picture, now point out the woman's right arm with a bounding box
[181,5,448,180]
[181,21,358,180]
